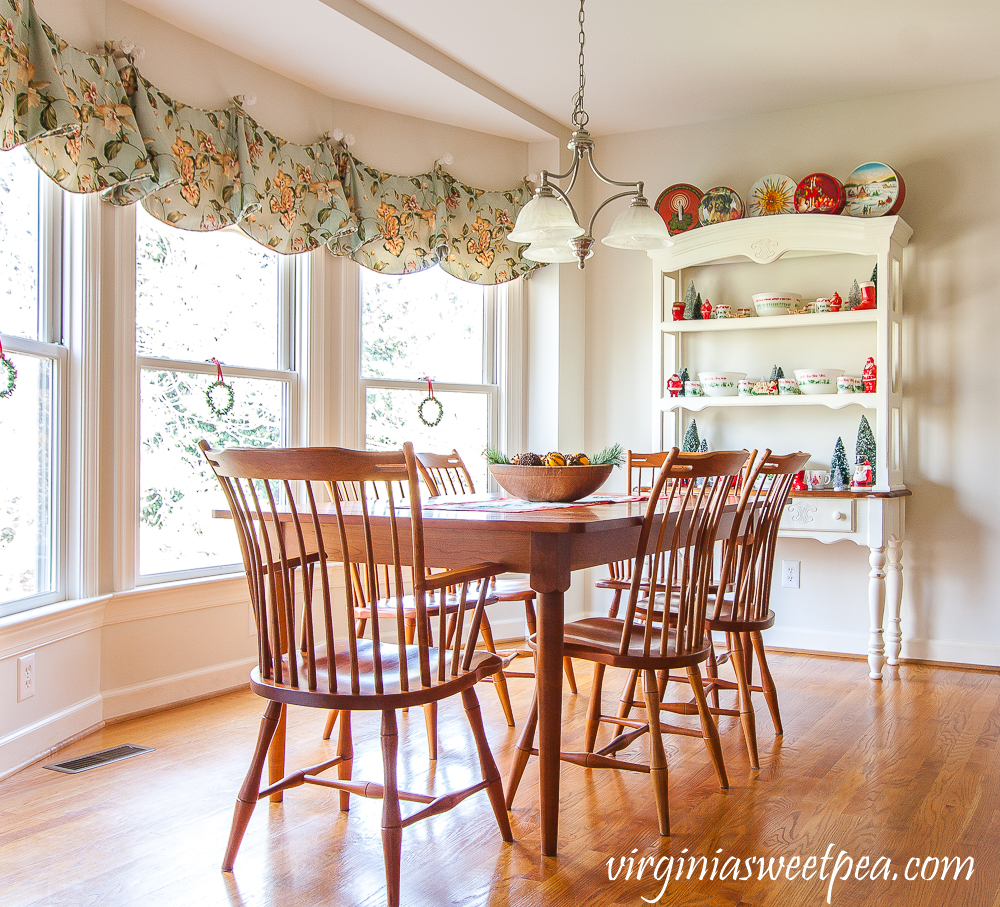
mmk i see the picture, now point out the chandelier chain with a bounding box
[571,0,588,129]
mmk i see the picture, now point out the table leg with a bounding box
[867,544,887,680]
[885,535,903,666]
[535,589,565,857]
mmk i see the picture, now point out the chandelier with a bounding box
[509,0,672,268]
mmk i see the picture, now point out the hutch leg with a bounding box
[867,544,887,680]
[885,535,903,666]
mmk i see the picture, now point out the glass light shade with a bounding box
[508,192,584,243]
[523,240,592,263]
[601,198,673,250]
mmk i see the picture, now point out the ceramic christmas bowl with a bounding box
[488,464,613,503]
[793,368,844,395]
[752,293,800,316]
[698,372,746,397]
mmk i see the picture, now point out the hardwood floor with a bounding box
[1,653,998,907]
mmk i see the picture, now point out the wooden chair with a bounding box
[201,441,512,907]
[505,448,750,836]
[609,451,808,770]
[594,450,671,618]
[414,449,578,696]
[321,470,515,756]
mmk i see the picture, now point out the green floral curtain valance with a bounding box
[0,0,538,284]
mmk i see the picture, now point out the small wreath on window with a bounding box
[418,376,444,427]
[206,358,235,417]
[0,353,16,399]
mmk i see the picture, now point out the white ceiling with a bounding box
[124,0,1000,142]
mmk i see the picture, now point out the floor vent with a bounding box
[44,744,155,774]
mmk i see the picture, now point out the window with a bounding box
[135,207,297,580]
[0,148,63,617]
[360,266,500,492]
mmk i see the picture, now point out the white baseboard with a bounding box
[902,638,1000,669]
[764,627,869,657]
[101,657,256,722]
[0,695,104,779]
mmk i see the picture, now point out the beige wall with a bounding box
[582,78,1000,665]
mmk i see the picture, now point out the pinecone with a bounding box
[513,452,543,466]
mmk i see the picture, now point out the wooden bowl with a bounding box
[489,464,613,503]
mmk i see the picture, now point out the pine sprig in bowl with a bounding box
[589,443,624,468]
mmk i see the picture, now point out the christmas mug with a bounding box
[805,470,832,489]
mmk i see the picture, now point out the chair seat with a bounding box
[529,617,712,670]
[251,638,503,710]
[706,603,775,632]
[489,575,535,603]
[355,587,499,621]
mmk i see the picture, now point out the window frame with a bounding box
[127,211,303,587]
[0,156,66,618]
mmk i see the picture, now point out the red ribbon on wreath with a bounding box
[418,375,443,427]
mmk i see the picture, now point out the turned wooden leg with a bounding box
[885,535,903,666]
[462,688,514,842]
[355,617,368,639]
[751,631,782,736]
[481,615,515,728]
[505,688,538,809]
[423,702,438,761]
[563,657,578,694]
[584,663,607,753]
[337,709,353,811]
[222,700,281,871]
[730,632,759,770]
[687,663,728,790]
[642,669,670,837]
[380,710,403,907]
[612,669,640,738]
[607,588,623,618]
[267,703,286,803]
[867,544,887,680]
[322,710,338,741]
[706,635,720,710]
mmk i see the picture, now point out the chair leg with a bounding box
[222,699,282,872]
[686,663,729,790]
[267,703,287,803]
[423,703,438,761]
[607,588,623,618]
[505,689,538,809]
[642,669,670,837]
[337,710,354,811]
[611,668,640,738]
[380,709,403,907]
[584,663,607,753]
[355,617,368,639]
[751,631,782,736]
[322,710,338,741]
[462,687,514,842]
[480,615,515,728]
[563,657,578,694]
[730,632,760,770]
[706,634,721,710]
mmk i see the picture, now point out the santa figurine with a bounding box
[851,459,873,489]
[829,291,843,313]
[863,357,877,393]
[701,298,713,320]
[791,470,808,492]
[666,373,683,397]
[672,301,686,321]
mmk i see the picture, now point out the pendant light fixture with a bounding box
[510,0,672,268]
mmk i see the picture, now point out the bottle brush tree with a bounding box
[684,280,699,320]
[682,419,700,452]
[831,437,851,490]
[856,415,876,475]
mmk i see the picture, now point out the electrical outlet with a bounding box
[17,653,35,701]
[781,560,800,589]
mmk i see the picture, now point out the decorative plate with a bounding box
[698,187,744,226]
[748,174,797,216]
[794,173,845,214]
[655,184,703,235]
[843,162,903,217]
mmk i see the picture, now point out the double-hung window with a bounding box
[0,148,64,617]
[359,266,508,492]
[135,207,298,580]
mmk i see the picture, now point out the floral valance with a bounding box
[0,0,538,284]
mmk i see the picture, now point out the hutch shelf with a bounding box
[649,214,912,679]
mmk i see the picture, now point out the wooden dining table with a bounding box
[223,493,738,857]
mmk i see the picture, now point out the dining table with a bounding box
[221,492,740,857]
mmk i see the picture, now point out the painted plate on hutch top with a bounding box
[698,186,744,226]
[843,162,904,217]
[794,172,845,214]
[655,183,703,235]
[748,174,797,216]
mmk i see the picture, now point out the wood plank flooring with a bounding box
[1,653,998,907]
